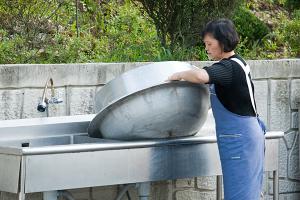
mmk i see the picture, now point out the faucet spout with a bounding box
[37,78,63,112]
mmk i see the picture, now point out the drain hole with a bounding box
[21,142,30,147]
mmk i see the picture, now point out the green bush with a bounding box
[284,19,300,57]
[233,7,270,44]
[99,0,161,62]
[292,9,300,19]
[285,0,300,11]
[0,30,29,64]
[0,0,163,63]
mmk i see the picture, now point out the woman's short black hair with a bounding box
[201,18,239,52]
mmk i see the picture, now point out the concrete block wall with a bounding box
[0,60,300,200]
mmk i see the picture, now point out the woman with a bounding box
[168,18,266,200]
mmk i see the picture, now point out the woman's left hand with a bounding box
[167,72,182,81]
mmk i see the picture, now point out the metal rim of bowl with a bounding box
[88,81,209,139]
[94,61,198,113]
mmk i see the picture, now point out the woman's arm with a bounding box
[168,68,210,84]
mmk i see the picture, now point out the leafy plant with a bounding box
[233,7,270,44]
[0,0,298,63]
[284,18,300,56]
[292,9,300,19]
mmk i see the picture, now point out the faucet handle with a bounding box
[37,101,47,112]
[37,78,63,112]
[48,97,63,104]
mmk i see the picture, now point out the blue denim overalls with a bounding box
[210,58,266,200]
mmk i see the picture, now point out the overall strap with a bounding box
[230,58,257,116]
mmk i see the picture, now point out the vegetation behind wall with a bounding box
[0,0,299,64]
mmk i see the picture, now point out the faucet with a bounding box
[37,78,63,112]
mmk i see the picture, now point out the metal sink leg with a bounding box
[137,182,151,200]
[115,182,150,200]
[273,170,279,200]
[43,191,75,200]
[19,157,26,200]
[43,191,58,200]
[216,175,222,200]
[18,193,25,200]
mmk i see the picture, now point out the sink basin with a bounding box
[0,135,117,148]
[0,136,71,148]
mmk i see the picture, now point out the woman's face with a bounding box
[203,34,223,61]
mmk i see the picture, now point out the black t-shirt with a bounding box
[203,54,256,117]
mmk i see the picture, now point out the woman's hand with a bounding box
[167,69,209,84]
[168,72,182,81]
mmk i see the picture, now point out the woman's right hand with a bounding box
[167,69,209,84]
[167,72,182,81]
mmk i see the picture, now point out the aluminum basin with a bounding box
[88,61,210,140]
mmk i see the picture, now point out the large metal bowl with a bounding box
[88,61,209,140]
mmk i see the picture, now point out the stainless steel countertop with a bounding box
[0,110,284,156]
[0,131,283,156]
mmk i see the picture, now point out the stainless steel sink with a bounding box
[0,114,283,200]
[0,135,118,148]
[0,136,72,148]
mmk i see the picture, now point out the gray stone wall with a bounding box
[0,60,300,200]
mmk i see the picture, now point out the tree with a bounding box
[132,0,243,50]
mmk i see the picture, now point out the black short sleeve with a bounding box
[203,60,233,87]
[202,55,257,116]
